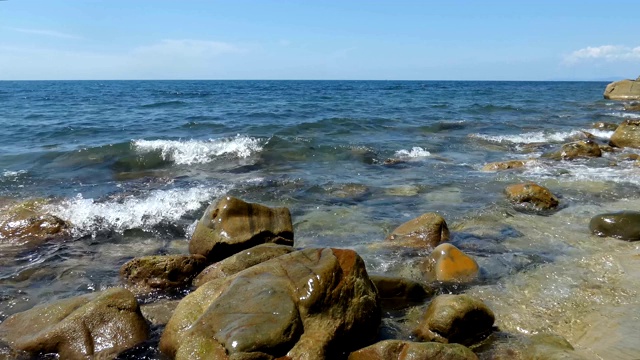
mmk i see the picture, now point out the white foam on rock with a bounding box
[394,147,431,158]
[44,185,228,234]
[132,135,263,165]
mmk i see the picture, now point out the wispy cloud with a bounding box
[564,45,640,64]
[8,27,82,40]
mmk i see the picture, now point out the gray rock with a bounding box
[589,211,640,241]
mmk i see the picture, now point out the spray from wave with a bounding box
[394,147,431,158]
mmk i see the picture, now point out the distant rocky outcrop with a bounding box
[604,78,640,100]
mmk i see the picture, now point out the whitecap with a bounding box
[394,147,431,158]
[44,185,229,234]
[2,170,27,178]
[132,135,263,165]
[470,130,583,144]
[607,112,640,119]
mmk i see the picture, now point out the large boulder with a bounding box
[604,78,640,100]
[609,120,640,149]
[414,294,495,345]
[542,140,602,160]
[189,196,294,262]
[504,183,559,212]
[160,248,380,360]
[422,243,479,283]
[348,340,478,360]
[0,288,149,359]
[385,213,449,248]
[193,243,294,287]
[589,211,640,241]
[0,199,70,247]
[120,254,208,292]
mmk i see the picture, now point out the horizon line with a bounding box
[0,78,618,82]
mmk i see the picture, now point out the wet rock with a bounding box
[542,140,602,160]
[504,183,559,212]
[599,144,616,153]
[329,183,370,200]
[385,213,449,248]
[0,288,149,359]
[189,196,294,262]
[347,340,478,360]
[140,299,181,326]
[370,275,434,305]
[160,248,380,360]
[589,211,640,241]
[383,158,408,166]
[625,103,640,111]
[481,160,531,171]
[414,294,495,345]
[193,243,294,287]
[422,243,479,283]
[0,200,70,246]
[120,254,208,291]
[610,120,640,148]
[592,121,619,131]
[604,79,640,100]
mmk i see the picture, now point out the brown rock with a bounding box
[369,275,434,304]
[604,79,640,100]
[504,183,559,212]
[592,122,619,131]
[348,340,478,360]
[189,196,294,262]
[0,288,149,359]
[0,200,70,246]
[481,160,530,171]
[120,254,207,291]
[194,243,294,287]
[625,103,640,112]
[414,294,495,346]
[423,243,479,283]
[160,248,380,360]
[542,140,602,160]
[385,213,449,248]
[610,120,640,148]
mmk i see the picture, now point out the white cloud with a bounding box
[8,27,82,40]
[564,45,640,64]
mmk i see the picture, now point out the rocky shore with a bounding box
[1,83,640,359]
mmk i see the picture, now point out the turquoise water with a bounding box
[1,81,639,358]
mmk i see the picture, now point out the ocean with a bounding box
[1,80,639,358]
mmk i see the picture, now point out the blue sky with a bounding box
[1,0,639,80]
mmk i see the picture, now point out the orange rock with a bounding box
[424,243,479,283]
[504,182,559,211]
[481,160,530,171]
[385,213,449,249]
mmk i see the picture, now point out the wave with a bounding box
[523,163,640,186]
[2,170,27,178]
[607,112,640,119]
[132,135,263,165]
[394,147,431,158]
[470,130,585,144]
[140,100,187,108]
[44,185,228,235]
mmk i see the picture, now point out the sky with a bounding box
[0,0,639,81]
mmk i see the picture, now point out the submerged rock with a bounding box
[120,254,208,291]
[422,243,479,283]
[140,299,181,326]
[385,212,449,248]
[193,243,294,287]
[504,183,559,212]
[414,294,495,345]
[189,196,294,262]
[542,140,602,160]
[481,160,531,171]
[604,78,640,100]
[160,248,380,360]
[484,333,588,360]
[610,120,640,149]
[348,340,478,360]
[589,211,640,241]
[0,288,149,359]
[0,199,70,247]
[625,103,640,111]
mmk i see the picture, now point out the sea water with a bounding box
[1,80,639,359]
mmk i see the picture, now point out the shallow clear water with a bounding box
[1,80,639,358]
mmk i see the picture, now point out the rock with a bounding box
[423,243,479,283]
[369,275,434,305]
[542,140,602,160]
[140,299,181,326]
[193,243,294,287]
[347,340,478,360]
[481,160,531,171]
[385,213,449,248]
[526,333,587,360]
[610,120,640,148]
[625,103,640,112]
[592,122,619,131]
[619,153,640,161]
[589,211,640,241]
[160,248,380,360]
[0,288,149,359]
[604,79,640,100]
[414,294,495,345]
[120,254,208,291]
[0,200,70,246]
[189,196,294,262]
[504,183,559,212]
[599,144,616,153]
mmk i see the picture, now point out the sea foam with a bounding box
[394,147,431,158]
[132,135,263,165]
[471,130,584,144]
